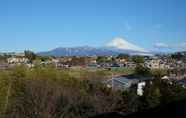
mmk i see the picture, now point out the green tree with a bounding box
[96,56,109,63]
[171,52,184,60]
[132,56,144,63]
[117,54,129,60]
[152,69,168,79]
[134,64,151,77]
[0,55,7,63]
[143,86,162,108]
[24,50,36,62]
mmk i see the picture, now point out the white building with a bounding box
[7,57,29,64]
[137,82,146,96]
[145,59,170,69]
[105,76,139,90]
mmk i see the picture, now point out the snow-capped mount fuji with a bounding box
[38,37,153,56]
[106,37,148,53]
[105,37,152,56]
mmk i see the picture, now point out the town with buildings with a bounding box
[0,51,186,96]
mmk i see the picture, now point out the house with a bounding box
[15,53,25,57]
[61,64,70,68]
[60,57,72,63]
[99,62,112,68]
[144,58,172,69]
[88,56,97,64]
[7,57,29,64]
[116,58,127,63]
[124,62,136,68]
[105,76,139,90]
[175,61,186,69]
[145,59,161,69]
[111,62,121,67]
[137,82,146,96]
[51,58,60,63]
[51,58,60,67]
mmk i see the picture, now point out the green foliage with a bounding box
[131,56,144,63]
[0,71,10,116]
[0,66,185,118]
[10,65,27,79]
[140,79,186,110]
[142,83,162,108]
[117,54,129,60]
[35,56,51,62]
[96,56,111,63]
[110,67,134,75]
[24,50,36,62]
[70,57,87,66]
[134,64,151,77]
[0,55,7,63]
[0,66,116,118]
[151,69,168,79]
[171,52,185,60]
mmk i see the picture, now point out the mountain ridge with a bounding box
[37,38,153,56]
[38,46,153,57]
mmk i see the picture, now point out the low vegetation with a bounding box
[0,66,185,118]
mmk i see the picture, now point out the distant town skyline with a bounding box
[0,0,186,52]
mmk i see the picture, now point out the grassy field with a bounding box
[60,67,135,80]
[110,67,134,75]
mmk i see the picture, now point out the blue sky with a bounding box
[0,0,186,52]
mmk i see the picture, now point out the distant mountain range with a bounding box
[38,37,153,56]
[38,46,120,56]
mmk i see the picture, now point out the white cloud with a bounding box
[154,42,169,48]
[172,43,186,49]
[106,37,148,52]
[154,42,186,51]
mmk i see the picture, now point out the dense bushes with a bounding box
[134,64,151,77]
[0,66,185,118]
[0,66,120,118]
